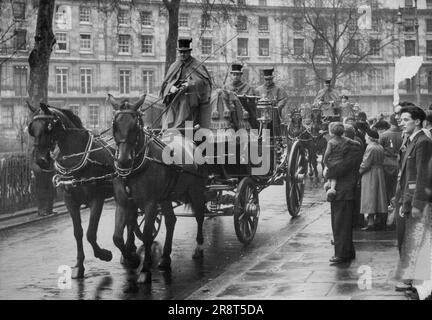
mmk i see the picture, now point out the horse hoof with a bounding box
[137,272,152,284]
[158,257,172,271]
[71,266,85,279]
[192,248,204,260]
[95,249,112,262]
[121,253,141,269]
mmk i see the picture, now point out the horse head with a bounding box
[310,107,323,135]
[27,102,75,170]
[109,94,146,170]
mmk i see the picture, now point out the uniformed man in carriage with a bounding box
[313,79,341,117]
[256,67,289,136]
[223,62,259,129]
[160,37,212,130]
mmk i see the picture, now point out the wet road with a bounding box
[0,181,323,300]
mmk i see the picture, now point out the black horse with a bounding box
[309,107,328,180]
[28,102,137,278]
[108,94,206,284]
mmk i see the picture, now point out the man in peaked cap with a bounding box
[160,37,212,129]
[313,78,341,117]
[256,67,289,136]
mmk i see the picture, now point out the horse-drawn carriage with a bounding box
[130,90,308,246]
[26,89,308,282]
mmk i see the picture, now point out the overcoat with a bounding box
[160,56,212,129]
[359,141,388,214]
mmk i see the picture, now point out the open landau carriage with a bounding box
[136,90,308,245]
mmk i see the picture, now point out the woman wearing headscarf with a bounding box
[359,128,388,230]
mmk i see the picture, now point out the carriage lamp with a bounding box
[256,97,273,124]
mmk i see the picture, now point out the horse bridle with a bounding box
[29,113,66,150]
[112,109,149,177]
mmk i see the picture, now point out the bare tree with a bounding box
[28,0,56,106]
[163,0,181,74]
[282,0,397,91]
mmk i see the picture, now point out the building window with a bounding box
[259,39,270,56]
[369,39,380,56]
[201,14,211,29]
[55,67,68,94]
[349,71,362,94]
[314,39,325,56]
[293,38,304,56]
[348,39,360,55]
[348,19,357,32]
[118,10,130,25]
[118,35,131,54]
[294,69,306,88]
[371,16,380,32]
[427,0,432,9]
[237,16,248,31]
[79,34,92,52]
[315,68,327,89]
[404,19,415,33]
[0,105,14,128]
[293,17,303,32]
[79,6,90,23]
[140,11,152,26]
[80,68,92,94]
[201,38,212,55]
[179,13,189,28]
[428,71,432,93]
[237,0,246,4]
[119,69,130,94]
[12,1,26,20]
[88,105,99,127]
[405,0,413,7]
[406,76,416,93]
[141,35,153,54]
[315,0,323,7]
[15,30,26,50]
[405,40,415,56]
[237,38,248,56]
[55,32,68,51]
[427,41,432,57]
[368,69,383,92]
[293,0,303,7]
[143,70,154,94]
[426,19,432,33]
[259,0,267,5]
[13,66,27,97]
[258,16,269,31]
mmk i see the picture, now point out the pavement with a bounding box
[187,193,408,300]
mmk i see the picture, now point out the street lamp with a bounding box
[414,0,421,106]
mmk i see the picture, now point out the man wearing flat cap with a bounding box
[313,79,340,117]
[160,37,212,129]
[256,67,288,136]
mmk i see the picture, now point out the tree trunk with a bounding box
[28,0,56,106]
[164,0,181,75]
[27,0,56,217]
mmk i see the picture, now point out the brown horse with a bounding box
[27,102,139,279]
[109,94,206,284]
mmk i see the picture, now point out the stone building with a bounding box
[1,0,432,151]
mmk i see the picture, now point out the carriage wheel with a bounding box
[134,208,163,243]
[233,177,260,245]
[286,140,307,217]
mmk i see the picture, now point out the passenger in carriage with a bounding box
[160,37,212,130]
[223,62,257,96]
[223,62,259,129]
[256,67,289,136]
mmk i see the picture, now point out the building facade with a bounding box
[1,0,432,151]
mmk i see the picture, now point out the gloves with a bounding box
[169,86,179,93]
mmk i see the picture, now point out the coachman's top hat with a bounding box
[177,37,192,51]
[231,63,243,73]
[263,68,274,79]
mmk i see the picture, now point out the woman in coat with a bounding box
[359,129,388,230]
